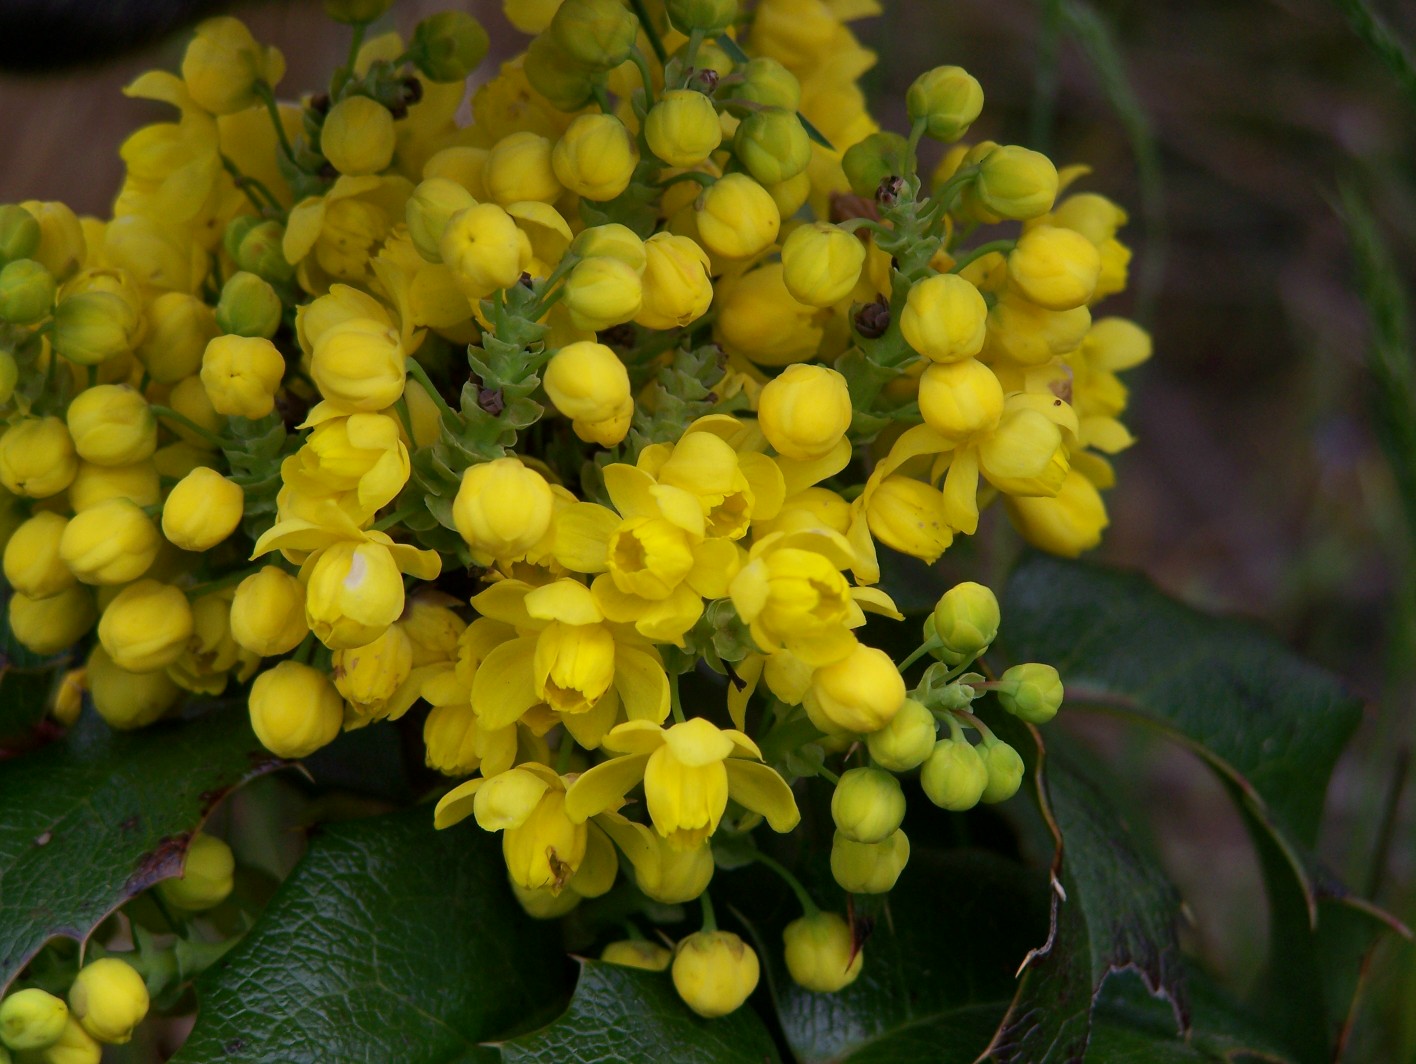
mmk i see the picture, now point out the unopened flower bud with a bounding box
[550,0,639,68]
[666,0,737,34]
[406,179,477,263]
[920,736,988,810]
[636,232,712,330]
[309,318,406,412]
[53,292,135,366]
[0,988,68,1050]
[215,271,282,338]
[0,417,77,498]
[162,467,245,551]
[181,16,284,115]
[67,959,147,1045]
[865,698,937,772]
[865,477,953,564]
[320,96,395,177]
[733,108,811,185]
[901,273,988,363]
[829,828,909,893]
[783,911,862,993]
[841,132,909,200]
[158,832,235,910]
[98,580,194,672]
[672,930,759,1018]
[807,645,905,734]
[0,259,55,324]
[333,623,413,717]
[996,662,1063,724]
[733,57,800,110]
[66,385,156,467]
[917,358,1004,441]
[980,740,1025,803]
[931,581,1000,665]
[562,257,643,332]
[975,145,1059,221]
[441,203,531,298]
[523,34,599,112]
[906,66,984,142]
[20,200,85,281]
[9,586,96,655]
[30,1017,100,1064]
[646,90,722,168]
[4,512,74,598]
[137,293,218,382]
[695,173,780,260]
[831,766,906,844]
[453,458,554,563]
[756,363,851,461]
[780,222,865,308]
[248,660,344,757]
[230,565,307,655]
[0,204,41,266]
[543,342,631,423]
[60,499,160,585]
[305,540,405,649]
[201,334,285,419]
[409,11,490,82]
[1008,225,1101,311]
[552,113,639,202]
[601,940,672,971]
[231,219,294,284]
[86,645,182,730]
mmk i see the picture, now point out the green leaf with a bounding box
[500,960,780,1064]
[0,709,279,991]
[172,807,573,1064]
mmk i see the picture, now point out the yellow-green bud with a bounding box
[157,832,235,910]
[68,959,148,1045]
[672,930,759,1018]
[230,218,295,284]
[52,292,135,366]
[920,737,988,810]
[321,96,396,177]
[0,205,41,266]
[323,0,393,22]
[162,467,244,551]
[551,113,639,202]
[733,108,811,185]
[733,57,800,110]
[20,201,85,282]
[137,293,219,383]
[974,145,1059,221]
[0,351,16,405]
[667,0,737,34]
[9,586,96,655]
[645,90,722,169]
[906,66,984,142]
[0,988,68,1050]
[572,224,646,271]
[230,565,308,656]
[0,259,55,324]
[601,940,672,971]
[523,34,598,112]
[543,341,631,423]
[678,38,733,79]
[780,222,865,308]
[59,499,159,585]
[409,11,490,82]
[4,512,74,599]
[248,660,344,757]
[201,334,286,419]
[694,173,780,260]
[866,698,937,772]
[782,911,862,993]
[901,273,989,363]
[807,644,905,734]
[917,358,1004,441]
[0,417,77,498]
[931,581,1000,665]
[562,257,643,332]
[1007,225,1101,311]
[842,131,910,199]
[406,179,476,263]
[980,740,1025,803]
[87,645,182,730]
[98,580,194,672]
[32,1016,100,1064]
[996,662,1063,724]
[829,828,909,894]
[215,271,281,338]
[550,0,639,68]
[66,385,156,467]
[756,363,851,461]
[831,766,906,844]
[453,458,554,563]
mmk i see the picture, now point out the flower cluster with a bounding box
[0,0,1147,1026]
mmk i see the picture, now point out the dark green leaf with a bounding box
[0,709,278,991]
[172,807,573,1064]
[500,960,779,1064]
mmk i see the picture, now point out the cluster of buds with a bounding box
[0,0,1146,1022]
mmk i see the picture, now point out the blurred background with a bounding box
[1,0,1411,1055]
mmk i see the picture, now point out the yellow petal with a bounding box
[474,767,552,831]
[563,752,651,823]
[572,822,619,897]
[613,646,671,723]
[602,719,670,755]
[525,579,602,626]
[470,637,540,729]
[941,448,981,536]
[663,717,734,767]
[434,777,486,828]
[724,759,800,832]
[554,503,619,573]
[471,579,537,628]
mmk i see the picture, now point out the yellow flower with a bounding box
[283,412,410,526]
[645,90,722,168]
[484,131,563,206]
[562,257,643,333]
[1007,224,1101,311]
[594,810,715,903]
[830,827,910,893]
[334,622,415,723]
[85,645,182,729]
[308,317,406,413]
[283,174,412,292]
[715,262,821,367]
[972,144,1058,221]
[900,272,988,364]
[783,911,864,993]
[98,580,194,672]
[806,642,905,734]
[157,832,235,911]
[9,585,96,656]
[137,293,218,382]
[733,108,811,186]
[440,202,532,298]
[165,590,257,697]
[635,232,712,331]
[59,499,160,585]
[756,363,852,461]
[672,930,760,1018]
[917,358,1004,441]
[601,940,673,971]
[4,512,75,598]
[248,660,344,757]
[552,113,639,202]
[453,457,555,566]
[0,417,78,498]
[906,65,983,141]
[694,173,780,260]
[230,565,307,656]
[863,475,953,564]
[162,467,244,551]
[321,96,395,176]
[66,385,156,466]
[181,16,285,115]
[779,222,866,308]
[543,341,631,424]
[1004,465,1109,557]
[200,334,285,418]
[0,988,69,1050]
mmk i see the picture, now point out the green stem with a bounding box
[628,0,667,62]
[150,405,227,449]
[670,674,686,724]
[294,630,318,665]
[405,359,458,426]
[682,28,705,81]
[903,117,928,182]
[898,637,943,673]
[393,395,414,438]
[836,216,893,240]
[338,22,368,95]
[629,45,659,104]
[817,767,840,785]
[948,239,1016,275]
[220,154,282,215]
[372,506,417,532]
[255,81,299,166]
[699,890,718,931]
[592,84,615,115]
[951,708,995,743]
[749,850,819,916]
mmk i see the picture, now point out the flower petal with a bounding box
[563,752,651,823]
[433,777,485,829]
[724,759,800,832]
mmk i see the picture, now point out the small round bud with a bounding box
[137,293,219,382]
[543,342,631,423]
[309,318,406,412]
[9,586,96,656]
[409,11,490,82]
[917,359,1004,441]
[231,219,295,285]
[4,512,75,599]
[21,200,85,281]
[453,458,554,563]
[829,828,909,894]
[248,660,344,757]
[600,940,672,971]
[97,580,194,672]
[733,108,811,185]
[841,132,909,200]
[333,624,413,717]
[1008,225,1101,311]
[0,417,77,499]
[901,273,988,363]
[780,222,865,308]
[562,257,643,332]
[201,335,286,419]
[552,113,639,202]
[440,203,531,298]
[162,467,245,551]
[672,930,760,1018]
[807,644,906,734]
[756,363,852,461]
[215,271,282,338]
[66,385,156,467]
[59,499,160,585]
[695,173,780,260]
[930,581,1000,665]
[645,90,722,169]
[866,698,937,772]
[571,223,646,270]
[52,291,136,366]
[0,988,68,1050]
[920,737,988,810]
[831,766,906,844]
[996,662,1063,724]
[406,179,477,263]
[523,34,598,112]
[320,96,395,177]
[666,0,737,34]
[181,16,285,115]
[157,832,235,910]
[87,645,183,730]
[0,204,41,266]
[68,959,148,1045]
[980,740,1025,803]
[975,145,1059,221]
[550,0,639,69]
[906,66,984,142]
[733,57,800,110]
[69,460,162,512]
[783,911,862,993]
[26,1016,99,1064]
[636,232,712,330]
[230,565,307,656]
[0,259,55,324]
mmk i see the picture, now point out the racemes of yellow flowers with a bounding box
[0,0,1146,1027]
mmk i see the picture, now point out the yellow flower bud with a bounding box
[9,586,96,655]
[807,644,905,733]
[931,580,999,665]
[1007,225,1101,311]
[65,385,156,467]
[780,222,865,307]
[320,96,395,178]
[900,273,988,363]
[1049,191,1129,244]
[165,376,223,450]
[440,203,532,298]
[249,660,344,757]
[0,988,68,1050]
[829,828,910,893]
[86,645,182,730]
[694,173,780,260]
[667,0,737,34]
[157,832,235,910]
[4,512,75,598]
[766,170,812,217]
[974,145,1059,221]
[756,363,851,461]
[0,418,77,499]
[551,113,639,202]
[549,0,639,68]
[645,90,722,169]
[408,10,490,82]
[181,16,285,115]
[68,958,148,1045]
[1004,466,1108,557]
[98,580,193,672]
[34,1016,102,1064]
[20,201,85,282]
[783,911,863,993]
[485,131,563,206]
[333,623,413,718]
[161,467,244,551]
[573,398,634,448]
[201,335,285,419]
[831,766,905,844]
[562,258,642,332]
[68,460,161,512]
[716,264,820,367]
[0,204,41,266]
[230,565,307,655]
[59,499,159,585]
[672,930,760,1018]
[215,272,281,339]
[52,292,137,366]
[309,318,406,412]
[601,940,673,971]
[985,294,1091,365]
[453,458,554,563]
[865,476,954,564]
[0,258,55,324]
[917,359,1004,441]
[136,293,219,383]
[906,66,984,142]
[921,737,987,810]
[52,667,86,726]
[571,223,646,271]
[636,232,712,330]
[733,108,811,185]
[866,698,937,772]
[543,341,631,424]
[406,179,477,263]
